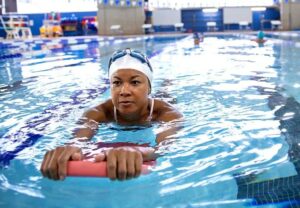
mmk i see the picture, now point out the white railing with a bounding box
[0,14,32,39]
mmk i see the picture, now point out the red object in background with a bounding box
[81,16,96,26]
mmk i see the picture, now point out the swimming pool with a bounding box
[1,33,300,207]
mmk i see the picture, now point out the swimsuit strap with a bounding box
[114,98,154,123]
[147,98,154,121]
[114,105,118,123]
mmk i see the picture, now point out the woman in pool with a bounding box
[40,48,183,181]
[252,30,267,44]
[193,32,204,46]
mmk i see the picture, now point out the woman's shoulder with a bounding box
[153,98,173,109]
[153,98,183,122]
[84,99,114,122]
[96,99,113,110]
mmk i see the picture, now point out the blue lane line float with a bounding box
[0,53,22,60]
[0,81,109,167]
[0,37,101,49]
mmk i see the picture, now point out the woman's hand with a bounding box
[40,146,82,181]
[95,147,155,181]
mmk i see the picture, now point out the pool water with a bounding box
[1,34,300,207]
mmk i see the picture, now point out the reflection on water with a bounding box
[1,35,300,207]
[0,56,23,89]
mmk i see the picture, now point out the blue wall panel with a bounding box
[252,7,280,30]
[24,13,45,36]
[181,9,223,32]
[181,7,279,32]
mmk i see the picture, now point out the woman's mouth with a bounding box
[119,101,133,107]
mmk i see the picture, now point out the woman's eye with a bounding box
[112,81,121,86]
[132,80,140,85]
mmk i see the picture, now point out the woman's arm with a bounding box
[72,107,107,141]
[71,99,114,141]
[40,101,112,180]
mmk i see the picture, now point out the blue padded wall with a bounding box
[181,9,223,32]
[23,13,45,36]
[252,7,280,30]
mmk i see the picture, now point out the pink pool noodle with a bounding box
[67,161,154,177]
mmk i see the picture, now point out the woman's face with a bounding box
[110,69,150,117]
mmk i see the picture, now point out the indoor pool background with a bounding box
[0,34,300,207]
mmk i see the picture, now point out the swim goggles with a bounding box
[108,48,153,72]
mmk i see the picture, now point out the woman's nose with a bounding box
[120,83,131,96]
